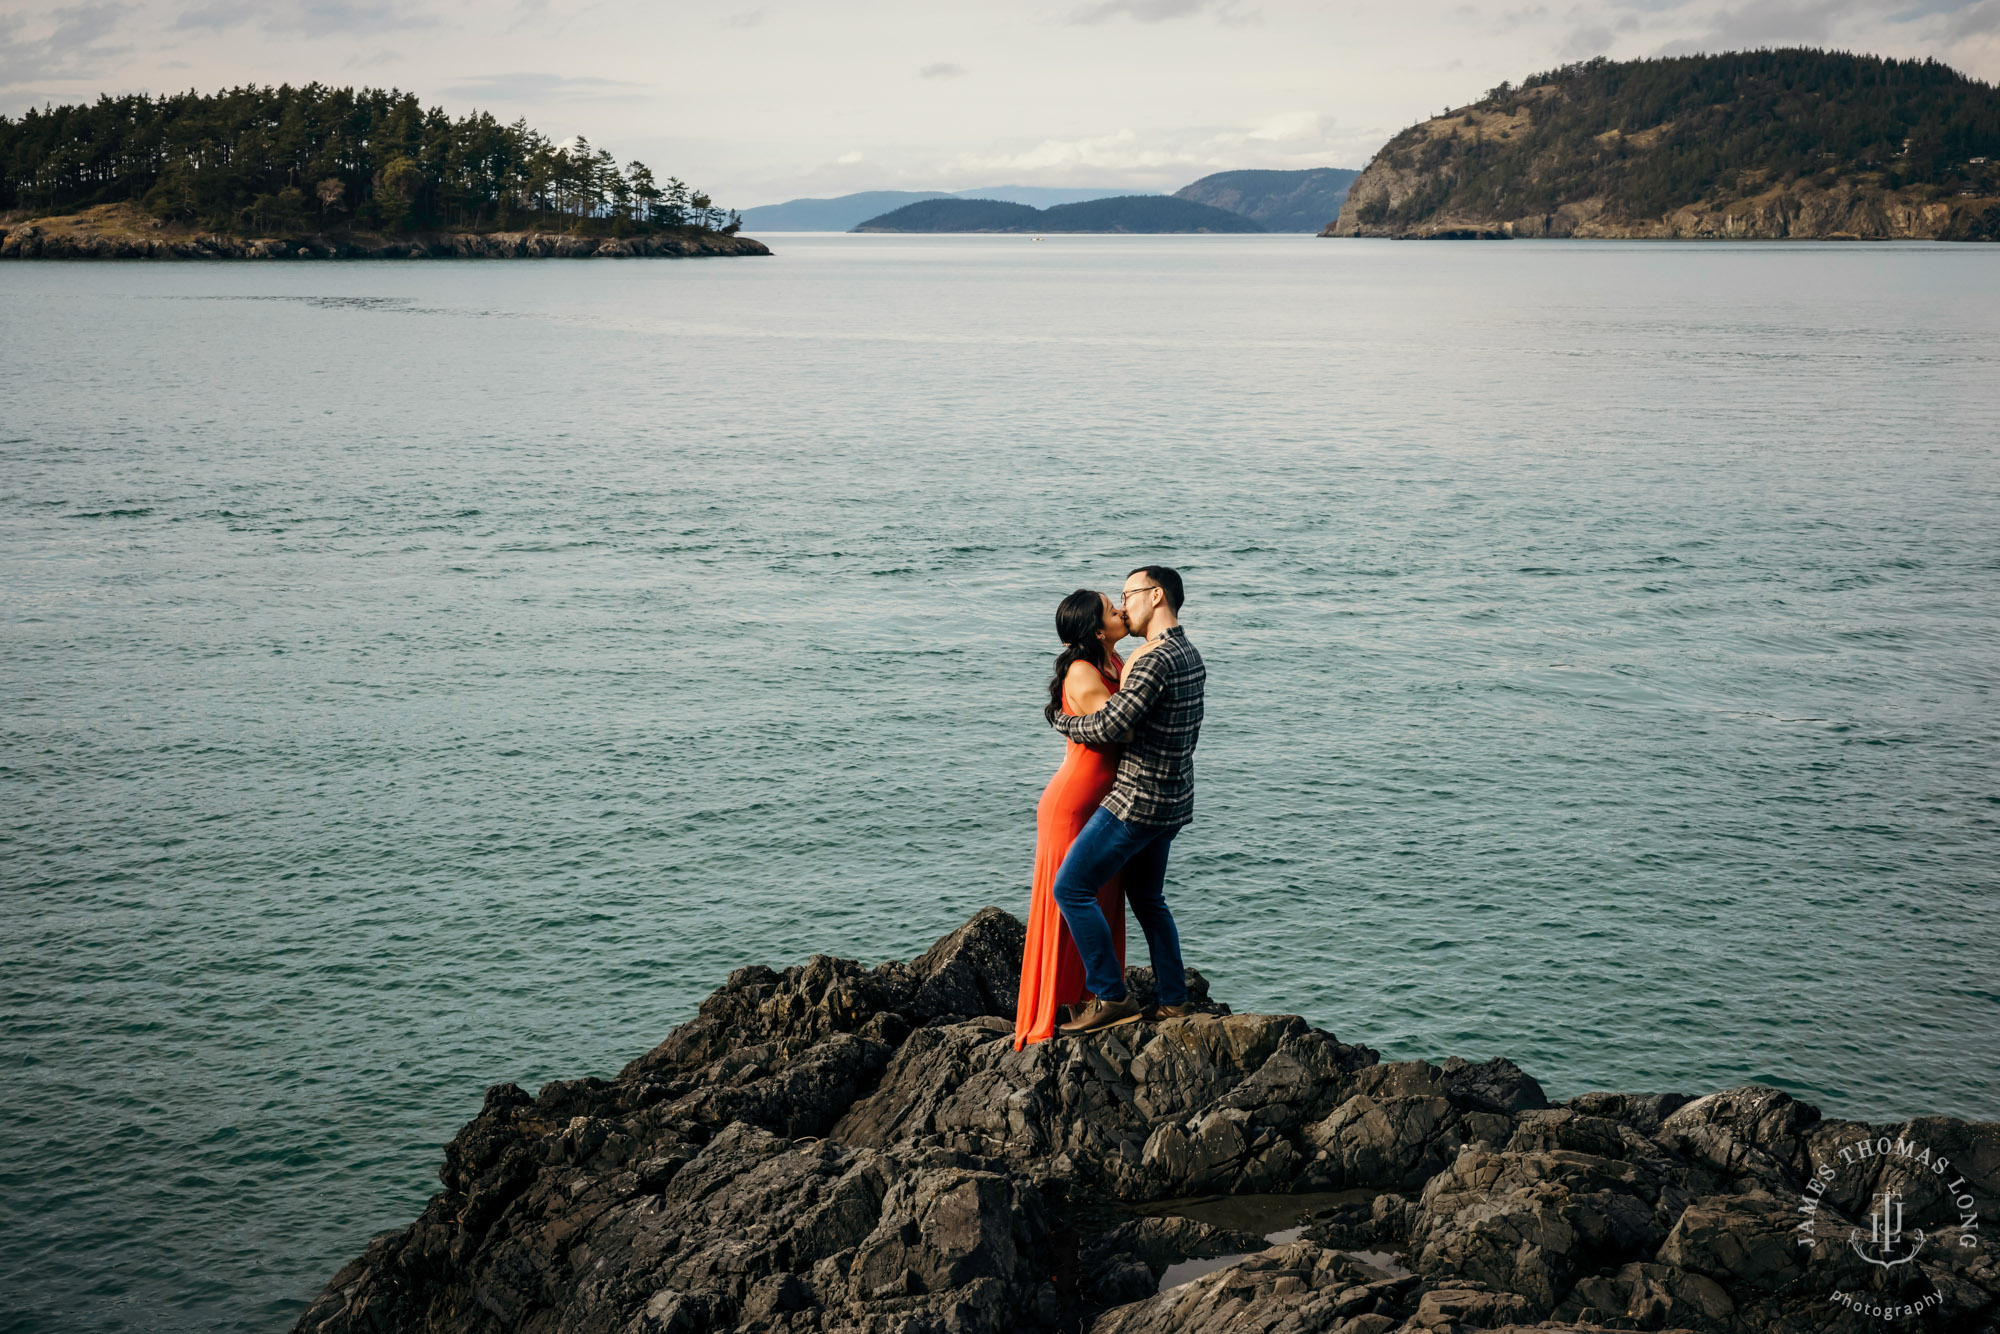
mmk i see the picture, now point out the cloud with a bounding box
[719,7,763,27]
[442,71,649,102]
[1065,0,1258,25]
[298,0,430,31]
[1869,0,2000,76]
[837,150,864,163]
[1558,21,1618,55]
[175,0,433,36]
[934,111,1360,186]
[1937,0,2000,35]
[943,128,1181,174]
[919,61,966,77]
[0,2,132,88]
[1887,0,1981,16]
[1556,7,1644,58]
[1069,0,1204,19]
[1244,109,1324,141]
[174,0,258,30]
[1488,3,1552,30]
[1648,0,1871,54]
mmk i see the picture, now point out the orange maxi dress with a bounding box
[1014,652,1129,1050]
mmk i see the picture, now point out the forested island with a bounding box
[0,84,767,259]
[853,194,1265,233]
[1328,49,2000,240]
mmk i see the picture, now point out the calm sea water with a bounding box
[2,235,1997,1332]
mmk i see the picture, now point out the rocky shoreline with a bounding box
[1322,176,2000,241]
[0,216,770,260]
[293,908,1998,1333]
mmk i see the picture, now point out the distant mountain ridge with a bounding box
[747,171,1365,233]
[739,186,1129,231]
[1175,168,1360,231]
[1328,49,2000,240]
[853,194,1266,233]
[739,191,946,232]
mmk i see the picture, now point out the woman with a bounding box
[1014,589,1132,1050]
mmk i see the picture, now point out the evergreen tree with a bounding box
[0,83,735,237]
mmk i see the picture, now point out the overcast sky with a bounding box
[4,0,1996,206]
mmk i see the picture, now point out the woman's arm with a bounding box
[1065,659,1112,716]
[1053,651,1166,745]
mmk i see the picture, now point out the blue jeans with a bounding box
[1052,808,1187,1006]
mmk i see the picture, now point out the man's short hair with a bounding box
[1129,565,1184,613]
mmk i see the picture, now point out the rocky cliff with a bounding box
[1326,51,2000,241]
[293,907,1999,1334]
[0,203,770,259]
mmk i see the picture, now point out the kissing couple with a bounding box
[1013,565,1206,1048]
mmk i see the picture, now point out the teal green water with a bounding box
[2,236,1997,1332]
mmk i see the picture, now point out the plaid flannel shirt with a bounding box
[1050,626,1205,828]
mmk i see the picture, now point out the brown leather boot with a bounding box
[1143,1003,1193,1021]
[1057,995,1143,1035]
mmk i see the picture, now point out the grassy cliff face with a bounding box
[1328,50,2000,239]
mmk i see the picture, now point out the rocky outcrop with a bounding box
[1092,1242,1426,1333]
[294,907,2000,1334]
[0,210,770,259]
[1323,52,2000,241]
[1326,171,2000,240]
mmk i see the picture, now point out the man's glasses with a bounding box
[1114,584,1159,609]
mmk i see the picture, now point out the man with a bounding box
[1048,565,1205,1035]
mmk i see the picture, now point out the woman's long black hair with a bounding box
[1046,588,1112,726]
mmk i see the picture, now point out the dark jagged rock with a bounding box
[294,908,2000,1334]
[1409,1142,1669,1312]
[1080,1214,1272,1277]
[1091,1241,1422,1333]
[1564,1091,1695,1137]
[902,905,1031,1022]
[832,1002,1371,1207]
[1440,1057,1550,1117]
[1074,1215,1273,1309]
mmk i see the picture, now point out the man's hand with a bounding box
[1052,649,1167,746]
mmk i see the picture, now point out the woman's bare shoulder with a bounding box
[1119,640,1167,684]
[1123,639,1164,669]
